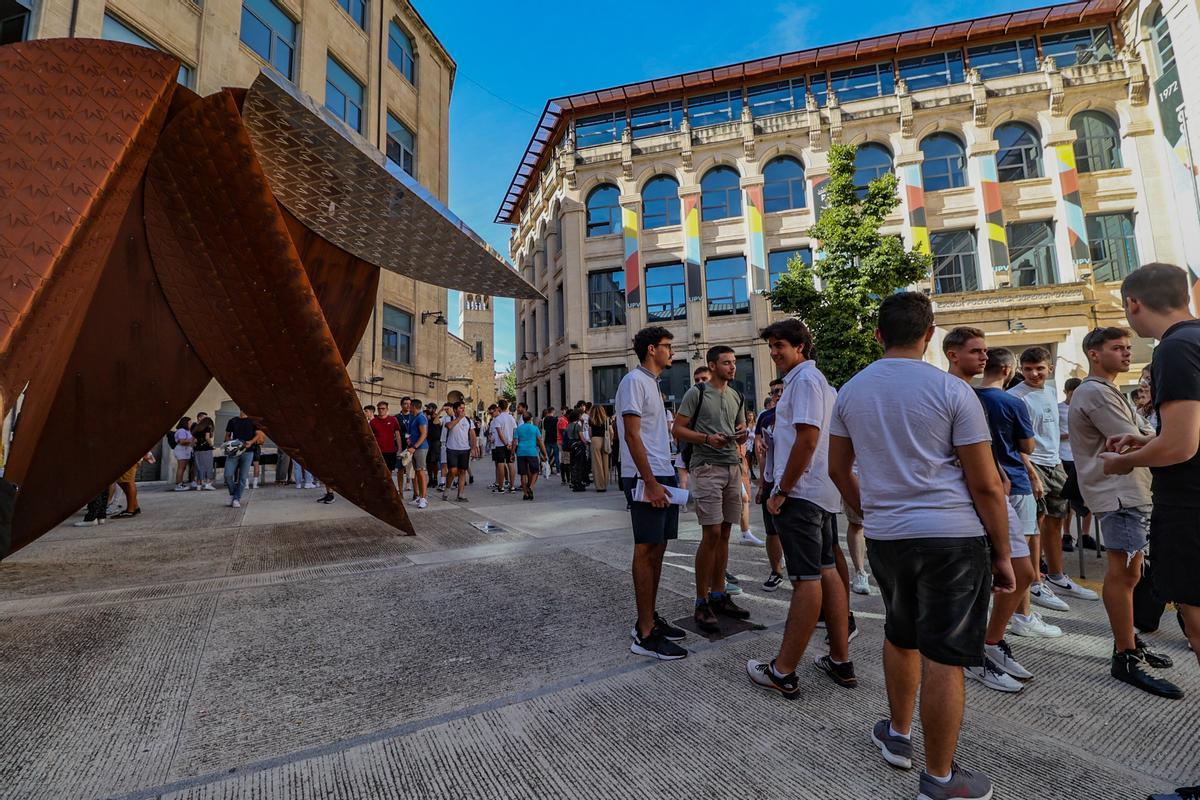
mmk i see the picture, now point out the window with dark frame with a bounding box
[930,230,979,294]
[335,0,366,29]
[767,248,813,291]
[386,113,416,176]
[1007,221,1059,287]
[747,78,806,117]
[642,175,681,229]
[763,156,807,212]
[381,305,413,364]
[588,270,626,328]
[700,166,742,221]
[645,263,687,322]
[920,133,967,191]
[387,20,416,84]
[554,283,565,339]
[1086,212,1139,282]
[1071,111,1122,173]
[898,51,965,90]
[1040,27,1114,68]
[325,54,364,133]
[995,122,1043,182]
[687,90,742,128]
[576,112,626,148]
[585,185,621,236]
[829,63,894,102]
[853,144,893,198]
[630,101,683,138]
[966,39,1038,79]
[705,255,749,317]
[591,366,625,407]
[104,12,196,86]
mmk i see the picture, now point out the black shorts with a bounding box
[1061,460,1090,516]
[1151,504,1200,607]
[760,481,777,538]
[775,497,835,581]
[492,446,513,464]
[446,449,470,471]
[867,536,990,667]
[621,475,680,545]
[517,455,540,476]
[382,452,398,471]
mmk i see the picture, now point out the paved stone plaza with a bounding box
[0,477,1195,799]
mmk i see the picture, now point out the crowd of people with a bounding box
[615,262,1199,800]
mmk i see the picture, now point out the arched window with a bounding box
[585,184,620,237]
[641,175,680,229]
[700,166,742,221]
[853,143,893,198]
[1071,111,1121,173]
[762,156,807,212]
[1151,7,1175,76]
[995,122,1043,181]
[920,133,967,191]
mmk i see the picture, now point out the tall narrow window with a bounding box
[705,255,749,316]
[1007,221,1059,287]
[325,55,364,133]
[336,0,366,29]
[853,144,893,199]
[386,113,416,176]
[1151,8,1175,75]
[1,4,31,45]
[588,269,626,328]
[645,263,687,322]
[1071,111,1121,173]
[930,230,979,294]
[700,166,742,221]
[731,356,756,411]
[762,157,807,212]
[554,283,565,339]
[388,20,416,84]
[995,122,1043,182]
[585,184,620,237]
[592,366,625,407]
[920,133,967,191]
[642,175,681,229]
[1086,212,1139,282]
[240,0,295,80]
[381,305,413,364]
[104,12,195,86]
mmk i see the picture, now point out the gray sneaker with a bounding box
[917,764,993,800]
[871,719,913,770]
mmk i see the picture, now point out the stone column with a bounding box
[1046,130,1089,283]
[968,141,1007,290]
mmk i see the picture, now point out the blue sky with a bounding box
[423,0,1043,368]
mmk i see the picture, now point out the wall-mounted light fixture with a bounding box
[421,311,448,325]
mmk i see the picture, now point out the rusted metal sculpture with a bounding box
[0,39,541,555]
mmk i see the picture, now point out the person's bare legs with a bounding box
[775,579,822,673]
[1179,604,1200,666]
[920,658,966,777]
[119,480,139,513]
[1019,535,1041,616]
[712,522,733,594]
[767,534,784,575]
[822,566,851,662]
[987,556,1035,641]
[633,542,667,638]
[1040,514,1065,576]
[694,523,724,600]
[883,641,920,736]
[1103,550,1142,651]
[415,467,427,500]
[846,522,866,575]
[832,544,850,594]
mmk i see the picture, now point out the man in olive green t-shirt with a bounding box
[673,345,751,632]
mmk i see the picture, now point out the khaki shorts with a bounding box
[411,447,428,470]
[690,463,742,526]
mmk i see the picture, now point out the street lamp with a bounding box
[421,311,448,325]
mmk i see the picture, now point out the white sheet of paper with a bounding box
[632,479,689,506]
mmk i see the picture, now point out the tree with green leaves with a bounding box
[499,364,517,402]
[768,142,931,387]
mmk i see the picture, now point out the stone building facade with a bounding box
[500,0,1199,412]
[10,0,493,422]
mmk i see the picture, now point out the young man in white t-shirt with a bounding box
[617,326,688,661]
[746,319,854,696]
[1009,347,1098,610]
[828,292,1014,800]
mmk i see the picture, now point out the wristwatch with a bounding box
[770,485,786,498]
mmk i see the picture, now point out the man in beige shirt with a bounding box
[1068,326,1181,699]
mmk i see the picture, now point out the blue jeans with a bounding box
[225,450,254,501]
[546,442,560,472]
[292,462,314,486]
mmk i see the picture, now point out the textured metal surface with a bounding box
[242,72,542,301]
[143,91,413,535]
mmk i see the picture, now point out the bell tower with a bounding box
[458,293,494,407]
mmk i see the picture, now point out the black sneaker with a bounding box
[630,629,687,661]
[1062,534,1075,552]
[724,571,740,586]
[814,654,858,688]
[693,602,719,633]
[1111,650,1184,699]
[1081,533,1099,551]
[762,571,785,592]
[317,492,335,504]
[654,612,687,641]
[824,612,859,645]
[746,658,799,698]
[710,594,751,620]
[1135,635,1174,669]
[491,486,504,493]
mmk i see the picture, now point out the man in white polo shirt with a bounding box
[747,318,854,696]
[617,325,688,661]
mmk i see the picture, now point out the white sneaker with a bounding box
[1029,582,1070,612]
[202,483,215,491]
[174,484,189,492]
[739,530,765,546]
[850,570,871,595]
[1009,612,1063,638]
[966,658,1024,693]
[252,478,259,488]
[231,499,241,508]
[1045,574,1099,601]
[303,482,318,489]
[189,482,199,490]
[985,640,1033,680]
[417,497,428,509]
[73,519,99,527]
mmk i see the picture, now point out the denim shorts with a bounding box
[1096,504,1150,557]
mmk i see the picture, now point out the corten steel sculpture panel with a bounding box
[0,39,541,555]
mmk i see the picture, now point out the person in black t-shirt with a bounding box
[542,408,560,475]
[224,412,265,508]
[1103,263,1200,665]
